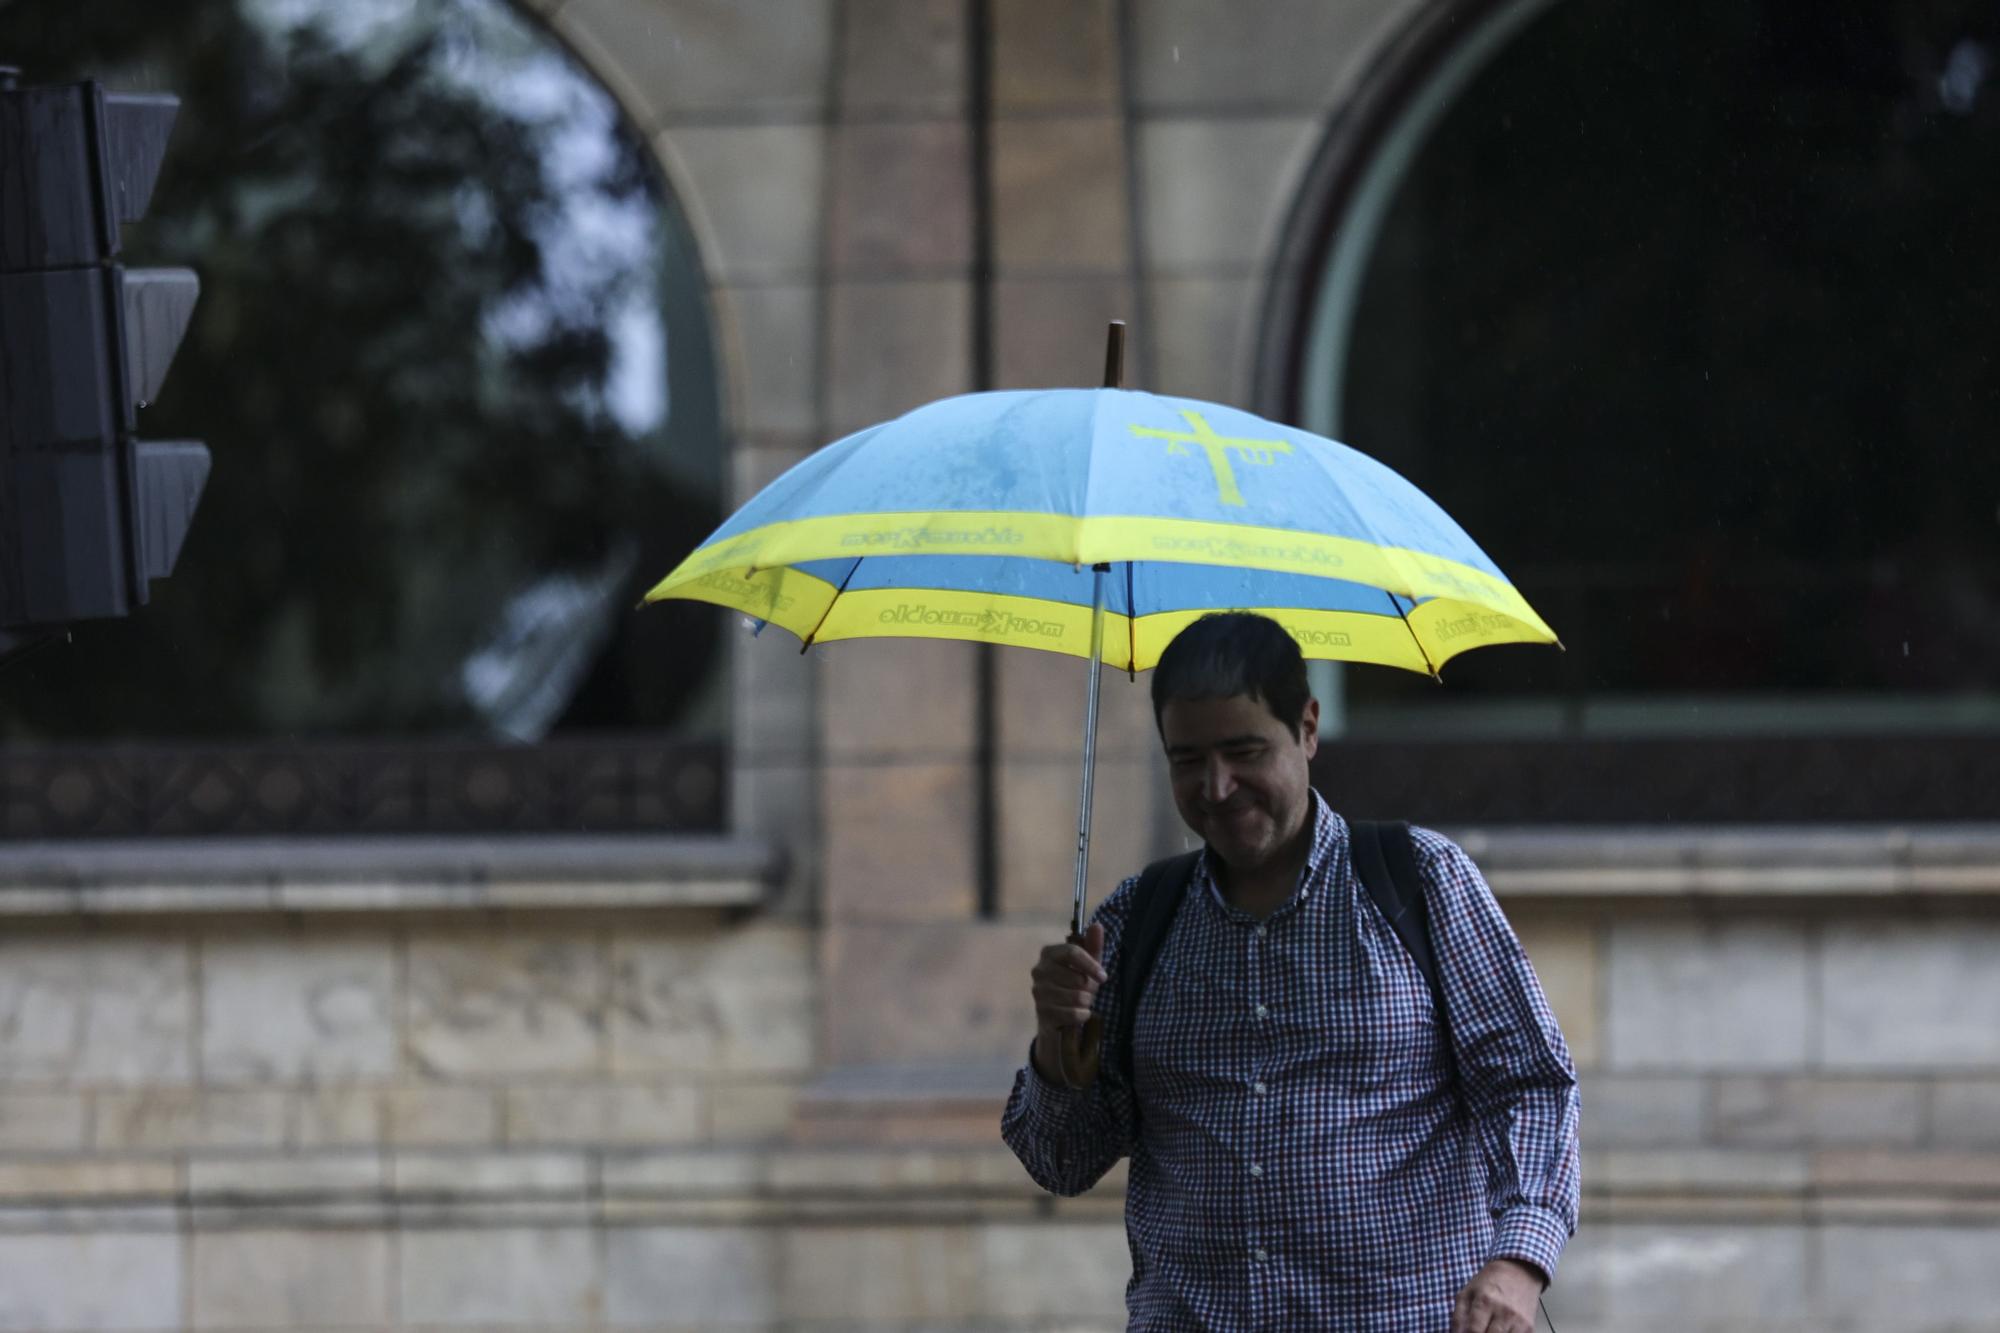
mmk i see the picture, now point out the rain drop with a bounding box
[1901,641,1910,656]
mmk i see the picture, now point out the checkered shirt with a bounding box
[1002,795,1581,1331]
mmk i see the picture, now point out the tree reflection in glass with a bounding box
[0,0,724,741]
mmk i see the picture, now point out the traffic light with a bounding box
[0,69,208,633]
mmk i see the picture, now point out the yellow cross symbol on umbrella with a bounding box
[1129,410,1293,507]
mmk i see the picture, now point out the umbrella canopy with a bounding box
[644,387,1556,674]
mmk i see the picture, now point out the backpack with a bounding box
[1109,820,1444,1095]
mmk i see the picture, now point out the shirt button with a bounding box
[1255,1004,1269,1019]
[1253,926,1266,939]
[1249,1163,1264,1178]
[1253,1248,1269,1262]
[1254,1081,1268,1095]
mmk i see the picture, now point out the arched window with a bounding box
[1278,0,2000,819]
[0,0,725,750]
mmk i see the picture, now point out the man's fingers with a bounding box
[1036,942,1106,984]
[1080,921,1105,960]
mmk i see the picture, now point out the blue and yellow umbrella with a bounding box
[645,380,1557,935]
[646,386,1555,673]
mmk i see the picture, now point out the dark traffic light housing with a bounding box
[0,68,208,636]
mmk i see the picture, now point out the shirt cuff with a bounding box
[1488,1205,1571,1286]
[1012,1042,1091,1132]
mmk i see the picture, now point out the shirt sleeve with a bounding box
[1414,827,1582,1285]
[1000,874,1142,1197]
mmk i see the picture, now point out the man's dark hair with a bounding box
[1151,613,1312,740]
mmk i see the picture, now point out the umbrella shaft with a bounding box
[1072,564,1108,937]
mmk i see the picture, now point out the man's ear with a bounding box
[1299,697,1320,757]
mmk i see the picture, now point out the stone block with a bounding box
[824,922,1047,1064]
[612,922,816,1074]
[655,124,827,283]
[1604,919,1809,1070]
[1812,1148,2000,1193]
[1579,1075,1705,1148]
[731,631,817,763]
[824,279,973,433]
[998,643,1157,760]
[993,117,1129,273]
[707,1078,803,1143]
[1505,909,1601,1069]
[1933,1080,2000,1148]
[1586,1148,1809,1193]
[0,1092,85,1151]
[94,1089,288,1151]
[391,1151,589,1196]
[199,934,396,1084]
[992,0,1118,109]
[602,1148,764,1196]
[721,283,820,437]
[841,0,965,116]
[0,1232,180,1331]
[1819,919,2000,1068]
[1129,0,1408,110]
[1818,1225,1994,1325]
[991,276,1137,391]
[829,121,972,275]
[1136,118,1320,270]
[293,1085,381,1147]
[977,1221,1130,1317]
[556,0,833,123]
[1710,1077,1926,1148]
[190,1229,390,1329]
[821,638,979,759]
[821,761,979,922]
[997,754,1157,922]
[504,1082,704,1146]
[186,1153,384,1198]
[405,930,606,1079]
[781,1224,981,1321]
[1593,1224,1809,1323]
[385,1085,503,1147]
[606,1225,779,1326]
[729,759,818,917]
[0,937,193,1086]
[0,1159,177,1199]
[398,1227,600,1325]
[1147,275,1257,404]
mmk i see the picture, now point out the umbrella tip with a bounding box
[1103,322,1126,390]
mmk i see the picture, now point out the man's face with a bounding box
[1160,692,1320,876]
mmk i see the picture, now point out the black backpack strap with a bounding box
[1351,819,1444,1017]
[1111,849,1202,1092]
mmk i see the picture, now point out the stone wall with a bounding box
[1,835,1995,1330]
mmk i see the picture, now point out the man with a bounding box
[1002,613,1580,1332]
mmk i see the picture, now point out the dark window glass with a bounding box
[1316,0,2000,736]
[0,0,724,741]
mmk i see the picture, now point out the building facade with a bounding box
[1,2,1996,1330]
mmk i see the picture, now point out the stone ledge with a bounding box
[1450,825,2000,898]
[0,835,783,916]
[3,1146,1994,1211]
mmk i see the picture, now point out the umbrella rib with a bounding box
[1388,589,1443,682]
[799,557,864,654]
[1125,561,1137,681]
